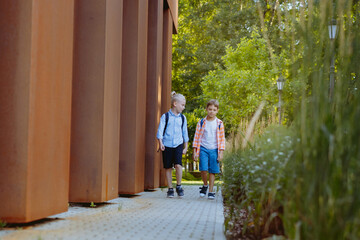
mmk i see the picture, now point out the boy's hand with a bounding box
[157,139,165,152]
[182,142,188,155]
[217,151,224,162]
[182,147,188,155]
[193,151,198,162]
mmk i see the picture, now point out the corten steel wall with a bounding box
[145,0,164,190]
[119,0,149,194]
[70,0,122,203]
[167,0,178,32]
[159,6,176,187]
[0,1,74,223]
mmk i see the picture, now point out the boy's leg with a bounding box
[162,146,174,190]
[208,149,220,199]
[174,143,184,185]
[175,164,182,185]
[199,147,209,186]
[199,147,209,197]
[201,171,208,186]
[209,173,216,192]
[165,168,175,198]
[174,144,184,197]
[165,168,173,188]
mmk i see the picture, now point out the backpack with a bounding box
[163,112,185,136]
[200,118,221,130]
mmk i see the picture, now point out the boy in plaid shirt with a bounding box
[193,99,225,199]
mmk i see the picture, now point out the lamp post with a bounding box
[277,76,284,125]
[328,18,337,101]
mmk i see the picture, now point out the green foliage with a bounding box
[279,1,360,239]
[201,31,280,134]
[222,125,294,238]
[182,109,207,163]
[177,1,360,238]
[90,202,96,208]
[174,0,304,131]
[173,0,261,111]
[182,171,202,181]
[0,219,6,229]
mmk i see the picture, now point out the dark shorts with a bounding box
[162,143,183,169]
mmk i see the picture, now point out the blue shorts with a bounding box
[199,146,220,174]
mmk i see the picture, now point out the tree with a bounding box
[201,31,279,134]
[173,0,261,111]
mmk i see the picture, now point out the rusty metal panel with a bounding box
[70,0,122,203]
[159,8,174,187]
[166,0,178,33]
[145,0,164,190]
[0,0,74,223]
[119,0,148,194]
[102,0,123,202]
[0,0,32,223]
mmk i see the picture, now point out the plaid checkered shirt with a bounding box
[192,118,225,158]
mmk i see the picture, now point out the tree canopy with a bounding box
[173,0,305,133]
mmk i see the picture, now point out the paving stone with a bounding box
[0,185,225,240]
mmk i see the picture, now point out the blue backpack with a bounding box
[163,112,185,136]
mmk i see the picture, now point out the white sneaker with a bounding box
[199,185,208,197]
[208,192,215,200]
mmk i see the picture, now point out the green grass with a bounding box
[170,171,223,185]
[174,180,223,186]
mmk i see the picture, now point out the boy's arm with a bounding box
[158,139,165,151]
[219,122,225,151]
[182,141,188,155]
[156,114,166,151]
[193,148,198,161]
[192,121,201,161]
[182,116,189,155]
[216,121,225,161]
[218,150,224,161]
[182,115,189,143]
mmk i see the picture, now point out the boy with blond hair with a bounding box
[193,99,225,199]
[157,92,189,198]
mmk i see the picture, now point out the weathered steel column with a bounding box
[145,0,164,190]
[119,0,149,194]
[70,0,122,203]
[0,0,74,223]
[159,3,177,187]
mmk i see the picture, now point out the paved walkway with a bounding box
[0,185,225,240]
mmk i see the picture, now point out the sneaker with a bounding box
[176,185,184,198]
[208,192,215,200]
[167,188,174,198]
[199,185,208,197]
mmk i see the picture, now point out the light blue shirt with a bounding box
[157,110,189,148]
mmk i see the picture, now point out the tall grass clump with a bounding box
[280,1,360,239]
[223,125,294,239]
[222,1,360,239]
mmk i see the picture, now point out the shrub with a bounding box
[223,125,294,239]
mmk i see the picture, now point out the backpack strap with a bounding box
[200,118,205,128]
[181,114,185,130]
[200,118,221,130]
[163,112,169,136]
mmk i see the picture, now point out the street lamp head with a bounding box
[328,18,337,40]
[277,75,285,91]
